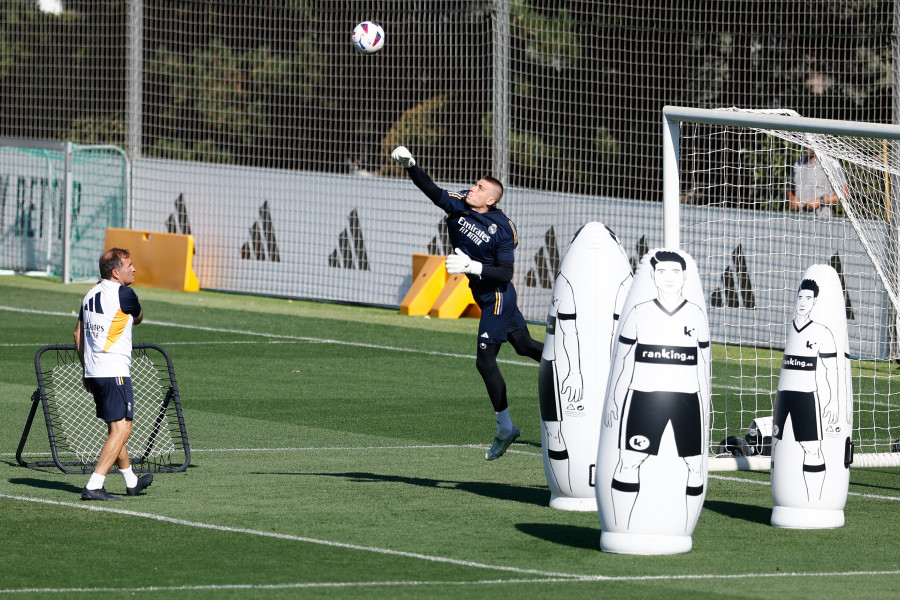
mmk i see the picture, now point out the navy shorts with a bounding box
[475,284,526,345]
[87,377,135,423]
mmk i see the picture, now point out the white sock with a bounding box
[495,409,514,438]
[86,473,106,490]
[120,466,138,488]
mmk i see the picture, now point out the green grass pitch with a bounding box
[0,275,898,599]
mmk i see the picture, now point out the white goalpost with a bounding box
[0,137,130,283]
[662,106,900,470]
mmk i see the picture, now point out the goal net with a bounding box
[0,138,130,282]
[663,106,900,470]
[16,343,190,474]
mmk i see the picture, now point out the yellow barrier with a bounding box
[400,255,448,315]
[429,274,481,319]
[103,228,199,292]
[399,254,479,318]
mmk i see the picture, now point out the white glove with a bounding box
[445,248,482,276]
[391,146,416,168]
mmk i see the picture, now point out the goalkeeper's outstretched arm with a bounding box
[392,146,443,204]
[407,164,444,205]
[391,144,512,283]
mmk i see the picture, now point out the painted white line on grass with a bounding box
[8,305,900,401]
[165,447,900,502]
[708,474,899,501]
[718,384,895,410]
[0,306,537,367]
[5,306,899,413]
[3,570,900,595]
[10,444,534,461]
[190,443,537,454]
[0,493,581,580]
[3,491,900,591]
[0,340,313,348]
[5,447,895,501]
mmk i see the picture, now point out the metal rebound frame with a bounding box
[16,343,191,474]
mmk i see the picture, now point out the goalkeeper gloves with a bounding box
[445,248,483,276]
[391,146,416,168]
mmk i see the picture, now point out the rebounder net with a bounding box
[17,343,190,474]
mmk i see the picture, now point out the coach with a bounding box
[74,248,153,501]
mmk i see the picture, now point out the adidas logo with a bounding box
[710,245,755,309]
[83,291,104,314]
[240,201,280,262]
[328,209,369,270]
[481,332,489,338]
[525,227,560,289]
[166,193,192,236]
[629,235,649,273]
[165,193,196,255]
[829,253,854,320]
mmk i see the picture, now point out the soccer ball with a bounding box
[352,21,385,54]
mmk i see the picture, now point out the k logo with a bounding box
[628,435,650,451]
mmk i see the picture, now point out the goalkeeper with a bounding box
[392,146,543,460]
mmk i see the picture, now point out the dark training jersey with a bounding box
[408,166,518,300]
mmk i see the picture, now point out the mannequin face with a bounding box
[795,288,816,318]
[651,260,686,296]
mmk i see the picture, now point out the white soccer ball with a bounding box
[352,21,385,54]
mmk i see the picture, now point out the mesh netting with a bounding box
[18,343,190,474]
[670,108,900,467]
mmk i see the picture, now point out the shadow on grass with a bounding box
[8,477,82,494]
[849,476,900,493]
[702,499,771,525]
[515,523,600,550]
[259,471,551,507]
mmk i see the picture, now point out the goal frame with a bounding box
[0,137,75,282]
[662,105,900,470]
[0,137,131,283]
[16,343,191,474]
